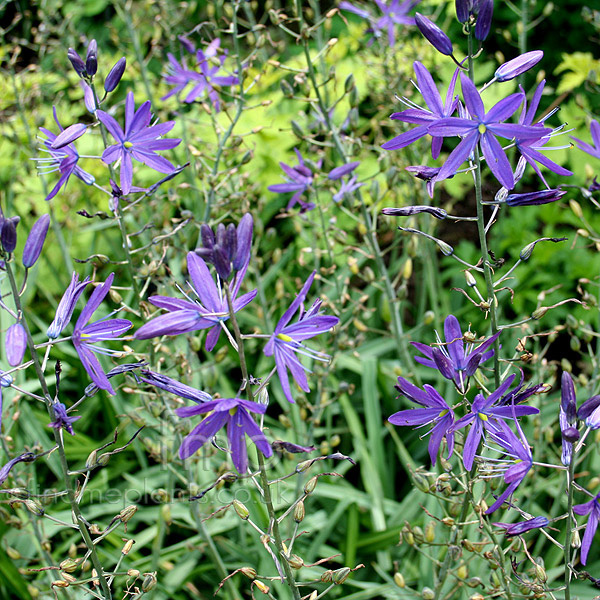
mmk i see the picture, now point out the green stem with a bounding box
[202,0,246,224]
[4,261,113,600]
[224,283,302,600]
[564,457,575,600]
[467,32,500,388]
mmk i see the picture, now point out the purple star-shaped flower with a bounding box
[382,62,459,158]
[429,73,550,189]
[388,377,454,465]
[411,314,500,393]
[97,92,181,194]
[264,271,339,403]
[135,252,257,351]
[515,80,573,188]
[36,107,95,201]
[450,373,539,471]
[571,119,600,160]
[268,149,318,211]
[340,0,420,47]
[574,491,600,565]
[162,38,238,111]
[72,273,133,395]
[484,420,533,514]
[176,396,272,473]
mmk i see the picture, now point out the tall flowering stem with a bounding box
[3,260,113,600]
[467,30,500,388]
[564,457,575,599]
[223,282,302,600]
[294,0,414,373]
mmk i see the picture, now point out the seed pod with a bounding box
[333,567,351,584]
[254,580,269,594]
[240,567,256,579]
[233,499,250,520]
[60,558,80,573]
[424,521,436,543]
[287,554,303,569]
[6,547,21,560]
[119,505,138,523]
[293,500,305,523]
[457,563,468,579]
[24,499,44,516]
[122,540,134,555]
[394,572,406,588]
[422,587,435,599]
[304,476,318,495]
[142,573,157,592]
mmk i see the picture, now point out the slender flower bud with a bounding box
[578,395,600,428]
[23,214,50,268]
[233,213,253,271]
[382,206,447,219]
[104,57,126,93]
[415,13,454,56]
[1,217,18,253]
[178,35,196,53]
[225,224,237,261]
[493,516,549,536]
[85,39,98,77]
[505,189,566,206]
[455,0,472,22]
[495,51,544,82]
[474,0,493,41]
[212,245,231,280]
[561,371,577,423]
[0,452,35,485]
[67,48,86,77]
[6,323,27,366]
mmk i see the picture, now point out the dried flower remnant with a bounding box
[48,402,81,436]
[97,92,181,194]
[0,453,36,486]
[177,397,272,473]
[388,377,455,465]
[264,271,339,403]
[138,369,212,404]
[493,516,549,537]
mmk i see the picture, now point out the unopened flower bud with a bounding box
[23,214,50,268]
[495,51,543,82]
[85,40,98,76]
[474,0,493,40]
[6,323,27,366]
[1,217,18,253]
[415,14,453,56]
[68,49,86,77]
[233,213,253,271]
[104,57,126,93]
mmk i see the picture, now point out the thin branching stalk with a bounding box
[4,260,113,600]
[224,282,302,600]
